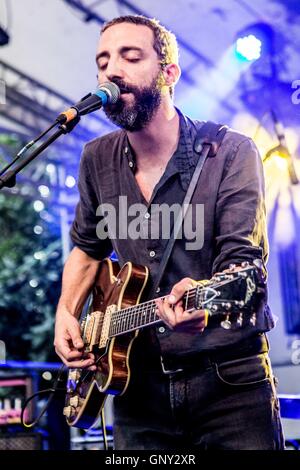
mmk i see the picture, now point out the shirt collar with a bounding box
[122,108,198,191]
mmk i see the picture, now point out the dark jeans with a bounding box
[113,350,284,450]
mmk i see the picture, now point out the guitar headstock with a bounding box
[195,259,266,329]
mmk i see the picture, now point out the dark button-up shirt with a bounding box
[70,110,275,357]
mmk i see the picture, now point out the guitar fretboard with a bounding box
[108,286,203,337]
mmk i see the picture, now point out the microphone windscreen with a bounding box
[98,82,120,104]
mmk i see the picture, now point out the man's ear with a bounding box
[162,63,181,88]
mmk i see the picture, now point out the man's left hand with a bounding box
[155,277,208,334]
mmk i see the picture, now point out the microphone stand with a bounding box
[0,117,80,190]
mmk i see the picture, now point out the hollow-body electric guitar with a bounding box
[63,257,265,428]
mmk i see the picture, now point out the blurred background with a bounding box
[0,0,299,450]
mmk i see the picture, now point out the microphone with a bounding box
[56,82,120,124]
[270,110,299,185]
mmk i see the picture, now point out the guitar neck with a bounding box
[109,287,199,337]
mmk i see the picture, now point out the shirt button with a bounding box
[158,326,165,334]
[145,212,150,219]
[149,250,156,258]
[124,146,129,154]
[156,287,160,293]
[128,161,134,168]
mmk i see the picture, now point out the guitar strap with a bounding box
[147,120,228,300]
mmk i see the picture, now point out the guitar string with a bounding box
[109,278,246,333]
[76,274,255,386]
[110,275,246,322]
[82,273,253,340]
[108,276,251,336]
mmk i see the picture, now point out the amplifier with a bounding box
[0,432,42,450]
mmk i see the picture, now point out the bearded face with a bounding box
[103,72,162,132]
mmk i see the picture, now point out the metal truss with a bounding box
[0,59,113,162]
[0,59,114,256]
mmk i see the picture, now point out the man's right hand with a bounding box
[54,310,96,370]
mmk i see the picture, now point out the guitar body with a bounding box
[64,258,149,428]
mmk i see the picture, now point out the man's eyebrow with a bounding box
[96,46,144,63]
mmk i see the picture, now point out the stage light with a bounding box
[65,175,76,188]
[235,22,274,62]
[33,200,45,212]
[46,163,56,174]
[236,34,262,61]
[42,371,52,381]
[38,185,50,197]
[33,225,43,235]
[34,251,46,260]
[272,154,288,171]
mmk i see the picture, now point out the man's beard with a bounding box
[103,74,162,132]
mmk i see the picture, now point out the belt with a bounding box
[160,333,269,375]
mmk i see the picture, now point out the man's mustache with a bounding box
[110,79,136,94]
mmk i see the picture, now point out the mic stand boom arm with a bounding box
[0,117,80,190]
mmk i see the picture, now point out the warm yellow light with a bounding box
[272,154,288,170]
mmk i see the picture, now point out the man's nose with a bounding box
[105,59,124,82]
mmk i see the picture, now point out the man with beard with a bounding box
[54,15,284,450]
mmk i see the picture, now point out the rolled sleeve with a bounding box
[212,137,268,274]
[70,145,113,260]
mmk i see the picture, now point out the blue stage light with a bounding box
[235,22,274,62]
[236,34,262,61]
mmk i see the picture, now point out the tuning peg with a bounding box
[253,259,262,269]
[221,314,232,330]
[241,261,250,268]
[249,313,256,326]
[221,302,232,310]
[236,313,243,327]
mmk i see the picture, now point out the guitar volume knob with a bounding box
[69,396,82,408]
[63,406,76,418]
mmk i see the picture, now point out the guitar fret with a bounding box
[109,287,204,336]
[185,290,189,311]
